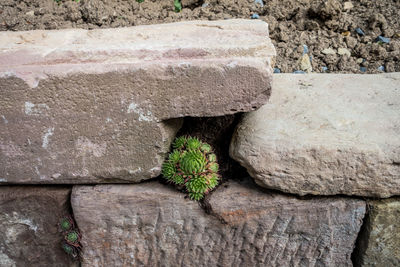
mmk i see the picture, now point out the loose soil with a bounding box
[1,0,399,73]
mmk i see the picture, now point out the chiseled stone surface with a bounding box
[0,186,76,267]
[0,20,275,184]
[354,198,400,267]
[230,73,400,197]
[72,180,365,266]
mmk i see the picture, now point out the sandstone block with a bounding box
[0,186,75,267]
[354,198,400,267]
[0,19,275,184]
[230,73,400,197]
[72,180,365,266]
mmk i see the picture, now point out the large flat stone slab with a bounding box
[0,186,76,267]
[0,19,275,184]
[230,73,400,197]
[71,180,365,266]
[354,198,400,267]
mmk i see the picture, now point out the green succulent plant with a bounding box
[66,231,80,243]
[162,136,220,200]
[60,217,73,231]
[59,215,82,259]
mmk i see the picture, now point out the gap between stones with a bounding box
[351,202,371,267]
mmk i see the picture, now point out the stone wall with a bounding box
[0,20,399,266]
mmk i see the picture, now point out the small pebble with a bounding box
[322,48,336,55]
[254,0,264,7]
[303,44,309,55]
[378,65,385,72]
[343,1,354,10]
[360,67,367,72]
[293,70,306,74]
[274,68,281,73]
[355,28,365,36]
[341,31,350,37]
[251,13,260,19]
[356,58,364,64]
[322,66,328,72]
[299,54,312,73]
[202,3,209,8]
[338,48,351,57]
[25,11,35,17]
[376,36,390,44]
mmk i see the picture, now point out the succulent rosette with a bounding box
[162,136,220,200]
[59,215,82,259]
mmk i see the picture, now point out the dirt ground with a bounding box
[1,0,399,73]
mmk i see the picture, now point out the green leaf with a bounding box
[174,0,182,12]
[189,192,204,201]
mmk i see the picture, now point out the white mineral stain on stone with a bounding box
[149,166,161,176]
[178,62,191,68]
[0,250,16,267]
[3,212,39,234]
[128,168,142,175]
[0,71,16,78]
[25,102,49,116]
[19,218,38,232]
[76,137,107,157]
[42,127,54,148]
[227,61,238,68]
[127,102,154,122]
[0,178,6,182]
[71,169,89,177]
[34,166,46,180]
[52,173,61,178]
[1,115,8,124]
[24,101,35,115]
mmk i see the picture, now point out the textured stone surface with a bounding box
[230,73,400,197]
[0,186,76,267]
[354,198,400,267]
[0,19,275,184]
[72,180,365,266]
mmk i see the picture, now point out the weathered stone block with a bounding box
[354,198,400,267]
[0,19,275,184]
[72,180,365,266]
[0,186,75,267]
[230,73,400,197]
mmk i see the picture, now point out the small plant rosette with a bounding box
[162,136,220,201]
[59,215,82,259]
